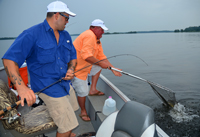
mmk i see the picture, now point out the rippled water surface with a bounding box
[99,33,200,137]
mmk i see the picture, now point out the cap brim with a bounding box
[65,10,76,17]
[101,26,108,31]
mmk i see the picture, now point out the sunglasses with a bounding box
[54,12,69,21]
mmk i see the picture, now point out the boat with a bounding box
[0,66,169,137]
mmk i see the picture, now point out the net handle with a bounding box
[110,67,147,82]
[110,67,175,107]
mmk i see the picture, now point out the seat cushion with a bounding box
[15,105,56,134]
[114,101,155,137]
[111,130,132,137]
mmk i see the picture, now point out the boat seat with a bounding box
[9,104,57,137]
[96,101,159,137]
[0,79,57,137]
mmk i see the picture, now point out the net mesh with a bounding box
[147,81,176,107]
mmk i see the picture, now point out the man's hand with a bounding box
[63,69,74,80]
[17,86,36,107]
[110,67,122,77]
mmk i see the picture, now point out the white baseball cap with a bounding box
[91,19,108,31]
[47,1,76,17]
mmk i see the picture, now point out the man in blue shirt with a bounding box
[2,1,78,137]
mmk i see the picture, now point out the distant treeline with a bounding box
[174,26,200,32]
[104,30,173,35]
[104,31,137,35]
[0,37,16,40]
[1,26,199,40]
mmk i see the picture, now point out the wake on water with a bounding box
[169,103,199,123]
[154,101,200,137]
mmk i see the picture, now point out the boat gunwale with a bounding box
[0,67,4,71]
[99,74,130,103]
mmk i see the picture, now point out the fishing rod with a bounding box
[38,53,148,93]
[74,54,148,73]
[0,54,147,115]
[110,67,177,108]
[37,54,147,94]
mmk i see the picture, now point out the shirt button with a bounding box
[60,67,62,69]
[58,57,60,59]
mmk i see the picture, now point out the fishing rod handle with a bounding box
[0,100,21,116]
[0,110,4,116]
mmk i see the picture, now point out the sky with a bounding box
[0,0,199,37]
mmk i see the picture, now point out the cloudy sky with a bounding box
[0,0,199,37]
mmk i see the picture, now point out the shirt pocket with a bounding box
[92,43,99,56]
[62,42,72,63]
[37,43,55,64]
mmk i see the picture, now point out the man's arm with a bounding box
[2,59,36,106]
[85,57,122,77]
[68,59,77,71]
[85,56,108,69]
[63,59,77,80]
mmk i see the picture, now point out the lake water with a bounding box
[1,32,200,136]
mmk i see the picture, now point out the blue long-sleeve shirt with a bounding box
[2,19,77,97]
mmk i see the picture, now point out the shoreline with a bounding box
[1,30,200,40]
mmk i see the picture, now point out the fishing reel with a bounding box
[0,110,21,124]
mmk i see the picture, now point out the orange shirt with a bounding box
[73,29,107,80]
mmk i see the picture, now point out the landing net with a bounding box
[148,81,176,107]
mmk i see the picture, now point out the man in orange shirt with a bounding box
[71,19,122,121]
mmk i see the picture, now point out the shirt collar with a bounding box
[43,19,52,32]
[89,29,97,39]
